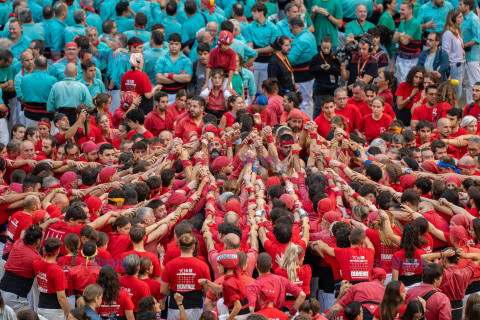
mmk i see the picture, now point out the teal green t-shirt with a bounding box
[398,17,422,41]
[311,0,343,47]
[344,20,375,37]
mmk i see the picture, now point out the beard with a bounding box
[210,149,222,160]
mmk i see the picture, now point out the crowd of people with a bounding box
[2,0,480,319]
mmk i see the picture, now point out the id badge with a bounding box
[330,75,336,83]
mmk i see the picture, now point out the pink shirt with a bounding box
[246,273,302,309]
[405,283,451,320]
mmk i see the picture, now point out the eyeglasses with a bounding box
[426,38,437,41]
[427,93,436,96]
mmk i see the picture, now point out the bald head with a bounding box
[459,156,476,175]
[224,211,239,225]
[224,233,241,249]
[374,154,390,165]
[24,195,40,211]
[52,193,70,208]
[355,4,367,22]
[35,56,48,71]
[64,62,77,78]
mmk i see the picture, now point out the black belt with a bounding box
[451,299,463,309]
[455,62,463,67]
[398,274,422,287]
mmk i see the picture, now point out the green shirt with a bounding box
[265,2,278,19]
[312,0,343,47]
[47,77,94,112]
[345,20,375,37]
[21,70,57,103]
[244,19,281,48]
[398,17,422,41]
[378,11,397,57]
[232,73,244,98]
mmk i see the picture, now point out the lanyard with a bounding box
[358,57,369,77]
[276,52,293,75]
[320,51,328,64]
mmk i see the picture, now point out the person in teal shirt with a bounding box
[341,0,372,20]
[460,0,480,104]
[14,50,35,101]
[241,67,256,103]
[25,0,43,23]
[100,0,120,21]
[18,8,45,41]
[9,20,31,60]
[378,0,397,57]
[277,3,313,38]
[310,0,343,47]
[181,0,208,44]
[47,63,94,124]
[143,30,169,84]
[0,2,12,27]
[21,56,58,124]
[162,2,183,40]
[224,0,256,18]
[64,10,87,44]
[106,34,131,89]
[85,26,112,72]
[417,0,453,34]
[244,3,281,91]
[230,21,258,65]
[85,11,103,37]
[288,17,317,118]
[124,13,151,42]
[49,3,68,60]
[79,61,107,97]
[345,4,375,38]
[115,2,135,33]
[65,1,81,26]
[38,9,54,51]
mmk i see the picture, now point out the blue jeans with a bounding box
[313,94,323,119]
[450,63,465,100]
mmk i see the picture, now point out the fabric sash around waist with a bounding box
[0,269,34,297]
[398,274,422,287]
[39,292,61,309]
[293,61,314,82]
[228,297,250,315]
[253,44,272,63]
[169,290,203,309]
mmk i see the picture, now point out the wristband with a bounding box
[245,178,250,182]
[325,157,332,164]
[365,160,372,165]
[368,156,374,162]
[252,166,258,173]
[328,184,336,189]
[365,151,370,157]
[299,209,308,217]
[249,198,256,204]
[167,153,178,161]
[267,136,274,143]
[405,168,412,174]
[168,73,174,79]
[255,209,265,217]
[309,133,317,139]
[246,157,253,164]
[335,190,343,197]
[339,163,347,170]
[325,174,333,180]
[291,150,300,155]
[226,140,233,148]
[67,190,73,196]
[352,193,360,200]
[209,185,217,192]
[62,159,68,166]
[181,160,192,168]
[235,139,242,145]
[246,187,254,193]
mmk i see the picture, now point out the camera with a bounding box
[86,108,98,116]
[334,33,374,63]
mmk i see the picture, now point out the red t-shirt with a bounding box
[264,239,307,271]
[121,70,152,95]
[333,247,374,281]
[274,265,312,309]
[106,233,133,259]
[222,273,248,307]
[392,248,426,276]
[314,113,332,138]
[44,221,84,256]
[142,277,163,301]
[421,233,434,254]
[144,108,175,136]
[119,250,161,278]
[359,114,394,141]
[67,263,101,295]
[334,105,362,133]
[119,275,150,312]
[33,260,68,293]
[97,289,134,317]
[56,255,86,274]
[256,307,289,320]
[365,229,399,273]
[5,239,42,278]
[161,256,211,292]
[127,129,154,140]
[207,47,236,72]
[411,102,452,125]
[4,211,33,255]
[395,82,423,110]
[95,248,113,266]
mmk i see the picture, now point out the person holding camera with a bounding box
[340,37,378,90]
[392,2,422,83]
[309,35,340,119]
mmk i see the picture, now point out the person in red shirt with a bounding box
[333,87,361,134]
[125,109,154,140]
[119,254,151,313]
[167,89,188,121]
[138,257,163,301]
[145,91,175,136]
[36,135,57,161]
[246,94,278,128]
[404,263,451,320]
[56,233,84,274]
[394,66,424,126]
[160,233,211,320]
[255,286,289,320]
[314,95,336,138]
[121,52,163,115]
[67,241,101,297]
[346,82,369,114]
[96,265,135,320]
[174,96,204,143]
[106,216,133,260]
[204,68,228,120]
[0,225,43,312]
[364,84,396,119]
[415,121,434,147]
[315,228,375,283]
[299,299,327,320]
[33,237,70,320]
[113,91,141,129]
[463,82,480,134]
[358,97,394,142]
[204,30,236,93]
[411,84,452,129]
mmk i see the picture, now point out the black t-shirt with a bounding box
[347,51,378,86]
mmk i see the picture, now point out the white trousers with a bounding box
[465,61,480,104]
[167,94,176,105]
[37,308,66,320]
[167,308,203,320]
[1,290,30,313]
[297,79,315,119]
[253,62,268,92]
[109,89,121,114]
[395,57,419,83]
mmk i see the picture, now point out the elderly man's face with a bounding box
[21,142,35,160]
[468,143,480,157]
[206,24,218,41]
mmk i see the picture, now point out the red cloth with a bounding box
[167,103,187,120]
[113,106,127,129]
[4,239,41,278]
[119,250,162,278]
[246,105,278,127]
[95,248,113,266]
[44,221,84,256]
[142,277,163,301]
[106,233,133,259]
[56,255,86,274]
[161,256,211,292]
[463,102,480,134]
[174,114,203,142]
[422,210,449,249]
[46,204,62,219]
[67,263,101,295]
[395,82,422,110]
[365,228,400,273]
[246,273,302,309]
[346,98,368,112]
[391,248,426,277]
[333,247,374,281]
[119,275,151,312]
[207,47,236,72]
[334,104,362,133]
[33,260,68,293]
[274,265,312,310]
[411,102,452,125]
[4,211,33,255]
[264,239,307,271]
[338,279,385,310]
[127,129,154,140]
[256,307,289,320]
[121,70,152,95]
[97,289,134,317]
[438,262,476,300]
[378,89,394,106]
[359,114,394,141]
[208,247,258,279]
[222,273,248,307]
[314,113,332,138]
[268,94,284,122]
[405,283,451,320]
[422,233,434,253]
[144,108,175,136]
[207,88,226,112]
